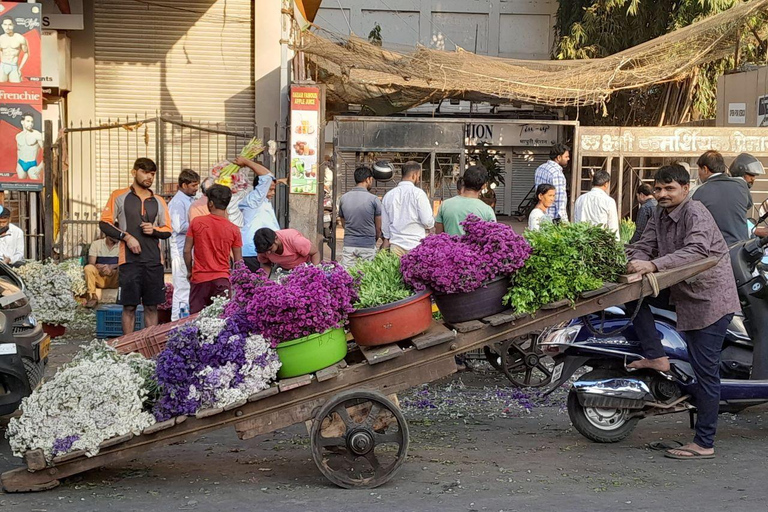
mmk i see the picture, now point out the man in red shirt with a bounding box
[184,185,243,314]
[254,227,320,275]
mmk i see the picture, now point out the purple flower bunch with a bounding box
[227,262,358,346]
[153,317,249,421]
[401,215,531,294]
[52,434,80,456]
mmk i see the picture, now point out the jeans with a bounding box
[628,292,732,448]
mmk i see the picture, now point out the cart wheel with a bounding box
[499,333,554,388]
[310,390,409,489]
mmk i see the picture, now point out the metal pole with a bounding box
[617,154,625,218]
[43,120,54,259]
[570,123,581,220]
[430,152,436,199]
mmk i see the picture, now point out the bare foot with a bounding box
[666,442,714,458]
[627,357,670,372]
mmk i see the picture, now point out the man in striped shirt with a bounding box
[534,143,570,223]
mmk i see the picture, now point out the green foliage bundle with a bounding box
[504,223,627,314]
[349,251,414,309]
[620,218,636,245]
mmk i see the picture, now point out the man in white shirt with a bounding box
[574,170,620,240]
[0,207,24,266]
[381,161,435,256]
[168,169,200,320]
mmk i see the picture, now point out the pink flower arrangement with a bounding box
[400,215,531,294]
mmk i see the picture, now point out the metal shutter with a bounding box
[92,0,254,199]
[507,151,549,216]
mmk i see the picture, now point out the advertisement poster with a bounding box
[0,3,43,85]
[0,86,44,191]
[289,85,321,195]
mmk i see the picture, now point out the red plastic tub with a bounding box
[348,290,433,346]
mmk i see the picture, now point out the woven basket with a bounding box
[111,314,199,358]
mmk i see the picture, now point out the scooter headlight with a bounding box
[539,325,581,355]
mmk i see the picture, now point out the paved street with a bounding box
[1,339,766,512]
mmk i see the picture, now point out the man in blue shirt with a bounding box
[534,143,570,223]
[167,168,200,320]
[233,156,283,273]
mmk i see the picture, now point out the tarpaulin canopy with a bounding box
[296,0,768,115]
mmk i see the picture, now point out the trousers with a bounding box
[628,291,732,448]
[171,250,190,321]
[84,264,119,295]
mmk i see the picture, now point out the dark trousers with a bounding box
[628,292,732,448]
[190,277,230,315]
[243,256,261,274]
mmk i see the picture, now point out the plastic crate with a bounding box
[96,305,144,338]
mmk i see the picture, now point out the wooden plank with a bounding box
[176,415,188,424]
[618,273,643,284]
[315,364,341,382]
[338,359,348,369]
[278,374,313,392]
[224,399,248,411]
[541,299,571,310]
[52,449,86,465]
[23,449,47,471]
[360,344,404,365]
[449,320,486,333]
[142,418,176,435]
[411,323,456,350]
[247,386,279,402]
[195,407,224,419]
[98,433,133,449]
[580,282,620,299]
[484,309,517,326]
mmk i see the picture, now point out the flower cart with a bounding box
[0,257,717,493]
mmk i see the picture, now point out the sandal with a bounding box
[664,448,715,460]
[649,440,683,451]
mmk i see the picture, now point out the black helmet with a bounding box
[730,153,765,177]
[372,160,394,181]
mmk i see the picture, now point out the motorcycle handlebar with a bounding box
[759,236,768,249]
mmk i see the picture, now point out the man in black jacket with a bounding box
[692,150,751,246]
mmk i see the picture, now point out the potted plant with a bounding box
[226,262,358,379]
[16,261,78,338]
[468,143,505,209]
[401,215,531,323]
[347,251,432,346]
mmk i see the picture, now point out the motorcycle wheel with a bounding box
[567,370,640,443]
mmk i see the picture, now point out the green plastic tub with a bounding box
[276,328,348,379]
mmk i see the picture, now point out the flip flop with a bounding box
[649,440,683,451]
[664,448,715,460]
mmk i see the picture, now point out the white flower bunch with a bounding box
[60,258,87,297]
[195,296,228,344]
[6,341,156,461]
[16,261,78,326]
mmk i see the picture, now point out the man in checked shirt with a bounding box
[534,143,570,223]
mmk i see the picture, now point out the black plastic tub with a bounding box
[433,276,510,324]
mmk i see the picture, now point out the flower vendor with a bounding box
[253,227,320,276]
[435,165,496,236]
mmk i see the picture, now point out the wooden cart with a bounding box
[0,258,716,492]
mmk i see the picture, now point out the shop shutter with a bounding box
[507,151,549,216]
[92,0,254,200]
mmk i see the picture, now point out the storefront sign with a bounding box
[465,123,557,147]
[0,3,43,85]
[289,85,321,195]
[40,0,83,30]
[580,126,768,157]
[0,85,44,191]
[728,102,747,124]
